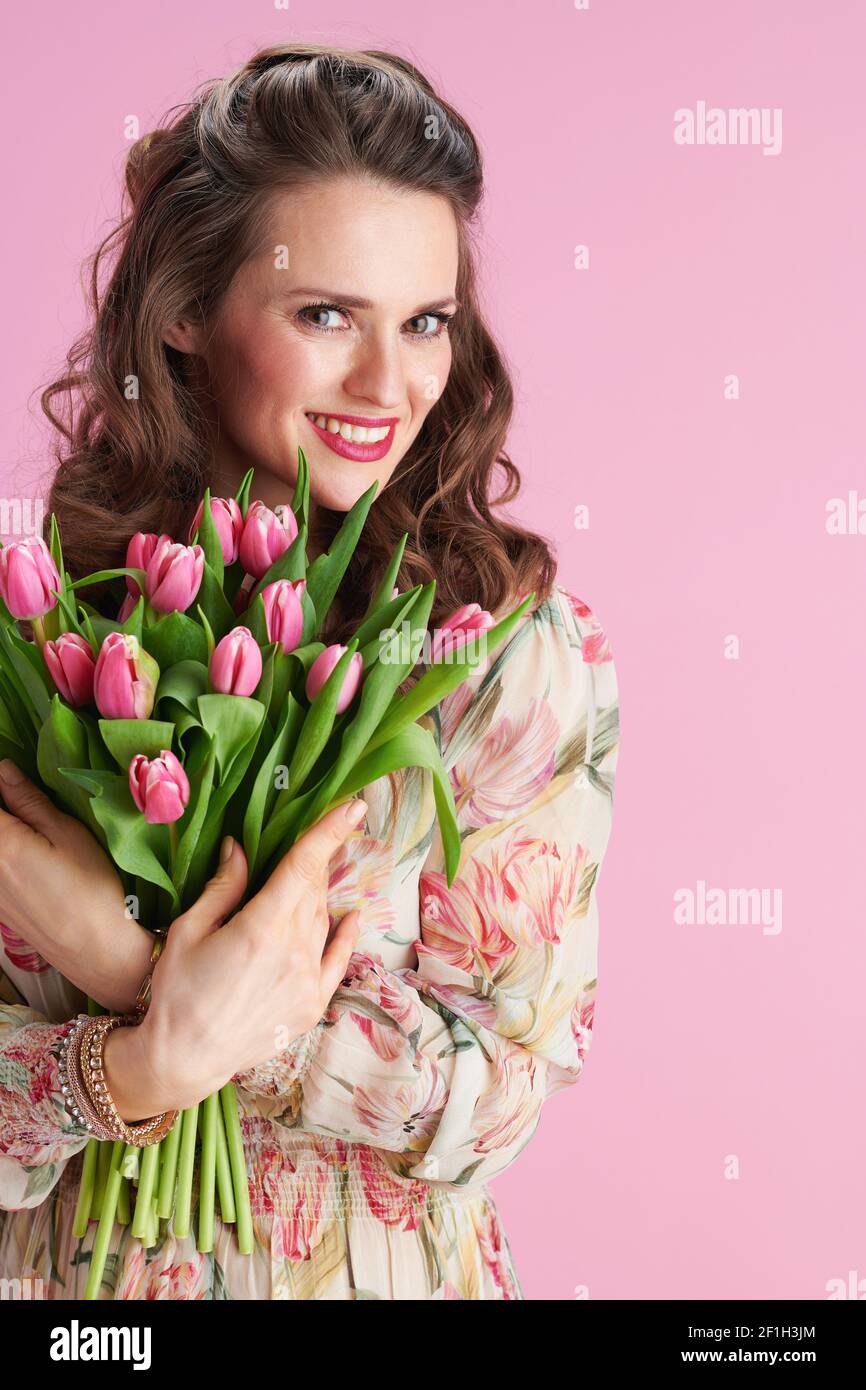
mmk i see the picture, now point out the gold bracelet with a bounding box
[132,932,165,1017]
[79,1013,178,1147]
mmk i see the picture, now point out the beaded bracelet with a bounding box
[54,1013,178,1147]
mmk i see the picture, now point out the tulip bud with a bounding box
[238,500,298,580]
[189,496,243,566]
[0,537,61,620]
[129,749,190,824]
[429,603,495,663]
[145,537,204,614]
[261,578,305,655]
[305,644,363,713]
[210,626,263,697]
[117,592,138,624]
[125,532,163,596]
[93,631,160,720]
[43,632,96,706]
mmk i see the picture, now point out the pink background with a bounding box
[2,1,863,1299]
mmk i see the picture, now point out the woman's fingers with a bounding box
[257,799,367,917]
[172,835,249,944]
[0,760,69,846]
[319,908,362,1002]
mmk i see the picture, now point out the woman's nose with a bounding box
[342,332,405,408]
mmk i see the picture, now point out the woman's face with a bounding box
[166,175,459,520]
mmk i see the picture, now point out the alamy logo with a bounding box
[674,879,782,935]
[674,101,782,156]
[49,1320,151,1370]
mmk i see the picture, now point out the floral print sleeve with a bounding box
[0,970,90,1211]
[242,585,620,1192]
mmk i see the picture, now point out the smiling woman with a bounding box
[167,175,461,510]
[0,41,620,1301]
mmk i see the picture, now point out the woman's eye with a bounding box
[298,305,346,332]
[406,314,441,336]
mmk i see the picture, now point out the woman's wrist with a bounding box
[101,1020,178,1122]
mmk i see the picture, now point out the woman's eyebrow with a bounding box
[284,286,459,312]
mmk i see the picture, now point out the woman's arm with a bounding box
[0,967,90,1212]
[0,765,157,1013]
[234,586,620,1191]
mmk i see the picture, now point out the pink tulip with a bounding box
[238,501,298,580]
[144,536,204,614]
[0,537,61,620]
[189,495,243,566]
[209,626,263,697]
[305,644,363,713]
[261,578,305,654]
[43,632,96,706]
[93,631,160,720]
[129,749,190,824]
[429,602,495,663]
[125,532,163,596]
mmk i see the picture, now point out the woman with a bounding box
[0,42,620,1300]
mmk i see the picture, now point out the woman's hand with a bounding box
[0,759,154,1011]
[107,799,367,1119]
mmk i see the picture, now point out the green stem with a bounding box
[157,1112,182,1219]
[214,1094,236,1224]
[131,1141,161,1239]
[168,822,179,878]
[71,1139,99,1237]
[84,1140,126,1301]
[197,1093,218,1253]
[30,615,46,650]
[220,1082,253,1254]
[92,1139,112,1212]
[172,1104,199,1238]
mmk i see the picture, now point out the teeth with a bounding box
[307,413,391,444]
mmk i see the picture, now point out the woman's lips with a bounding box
[305,413,398,462]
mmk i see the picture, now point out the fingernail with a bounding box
[220,835,235,863]
[344,799,367,827]
[0,760,25,785]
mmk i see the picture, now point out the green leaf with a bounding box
[0,624,51,728]
[242,693,305,871]
[173,740,217,899]
[255,640,360,871]
[298,586,434,830]
[58,767,122,796]
[154,660,210,715]
[119,594,145,641]
[98,719,176,772]
[292,445,311,531]
[195,694,265,786]
[363,532,408,619]
[303,479,378,628]
[68,566,147,592]
[353,584,421,658]
[85,777,179,913]
[329,723,461,885]
[141,611,209,669]
[189,561,235,644]
[190,488,225,587]
[362,593,536,757]
[36,696,99,833]
[234,467,255,518]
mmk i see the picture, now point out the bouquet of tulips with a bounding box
[0,447,533,1298]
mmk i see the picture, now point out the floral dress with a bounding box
[0,583,619,1300]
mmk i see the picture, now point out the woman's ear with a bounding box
[162,318,202,354]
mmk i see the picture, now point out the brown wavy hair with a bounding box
[38,41,556,646]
